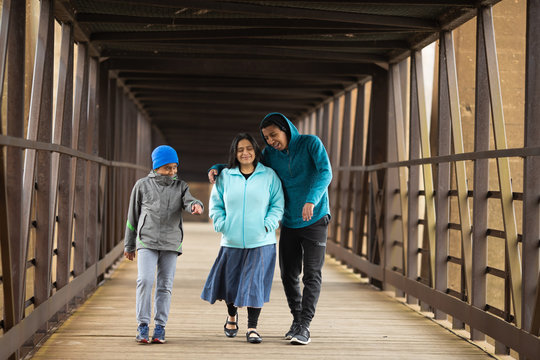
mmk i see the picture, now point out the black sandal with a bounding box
[224,314,238,337]
[246,330,262,344]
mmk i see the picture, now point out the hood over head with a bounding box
[260,112,299,150]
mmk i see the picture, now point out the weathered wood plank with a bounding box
[31,223,493,359]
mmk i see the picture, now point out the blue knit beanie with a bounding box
[151,145,179,170]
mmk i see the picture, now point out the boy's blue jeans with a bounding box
[136,249,178,326]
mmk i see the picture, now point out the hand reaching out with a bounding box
[191,203,203,215]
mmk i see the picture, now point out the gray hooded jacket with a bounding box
[124,171,204,254]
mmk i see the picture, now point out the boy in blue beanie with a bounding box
[124,145,204,344]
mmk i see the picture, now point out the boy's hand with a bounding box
[124,251,135,261]
[302,203,315,221]
[191,203,203,215]
[208,169,218,184]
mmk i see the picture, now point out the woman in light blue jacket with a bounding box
[201,133,284,344]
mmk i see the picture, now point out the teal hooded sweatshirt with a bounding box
[260,113,332,228]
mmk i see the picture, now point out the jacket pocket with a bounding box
[137,213,148,236]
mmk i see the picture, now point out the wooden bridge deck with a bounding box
[30,223,494,359]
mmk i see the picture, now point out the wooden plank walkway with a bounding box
[31,223,494,359]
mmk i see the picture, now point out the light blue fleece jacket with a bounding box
[260,113,332,228]
[209,162,284,249]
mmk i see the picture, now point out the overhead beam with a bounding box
[101,38,410,49]
[76,13,428,31]
[95,0,440,29]
[135,93,325,103]
[91,28,411,42]
[130,86,338,97]
[117,71,361,82]
[101,47,388,63]
[105,58,380,75]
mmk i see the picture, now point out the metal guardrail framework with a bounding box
[295,4,540,359]
[0,1,154,358]
[0,1,539,360]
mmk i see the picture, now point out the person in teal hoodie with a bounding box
[202,133,284,344]
[208,113,332,345]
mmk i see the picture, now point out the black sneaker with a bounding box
[290,325,311,345]
[285,321,300,340]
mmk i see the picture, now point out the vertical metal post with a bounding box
[321,101,331,151]
[443,31,473,305]
[481,6,522,328]
[408,56,421,304]
[471,9,490,342]
[6,0,24,331]
[413,52,437,287]
[391,64,409,277]
[0,2,16,354]
[329,96,342,242]
[523,0,540,337]
[98,62,110,259]
[55,24,74,291]
[20,0,54,319]
[338,91,353,248]
[435,34,451,321]
[352,84,367,256]
[34,0,54,307]
[316,106,323,139]
[86,57,99,272]
[73,44,89,277]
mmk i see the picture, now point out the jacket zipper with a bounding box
[242,177,247,248]
[286,149,292,176]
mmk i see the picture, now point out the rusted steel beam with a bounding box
[107,78,117,254]
[72,43,89,277]
[0,0,16,351]
[6,0,24,328]
[408,56,421,302]
[91,28,407,42]
[86,57,99,270]
[412,52,436,287]
[34,0,55,307]
[442,31,473,304]
[20,0,54,320]
[480,6,522,328]
[105,58,381,76]
[338,91,353,249]
[76,13,436,29]
[524,0,540,336]
[93,0,439,29]
[329,96,342,243]
[352,85,367,256]
[55,23,74,291]
[471,9,490,341]
[391,64,409,277]
[435,34,451,320]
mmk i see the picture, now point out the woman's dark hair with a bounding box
[226,133,261,169]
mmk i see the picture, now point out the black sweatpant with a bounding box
[279,215,329,328]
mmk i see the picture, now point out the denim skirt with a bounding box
[201,244,276,308]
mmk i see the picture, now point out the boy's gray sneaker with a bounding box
[136,323,149,344]
[152,324,166,344]
[285,321,300,340]
[290,325,311,345]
